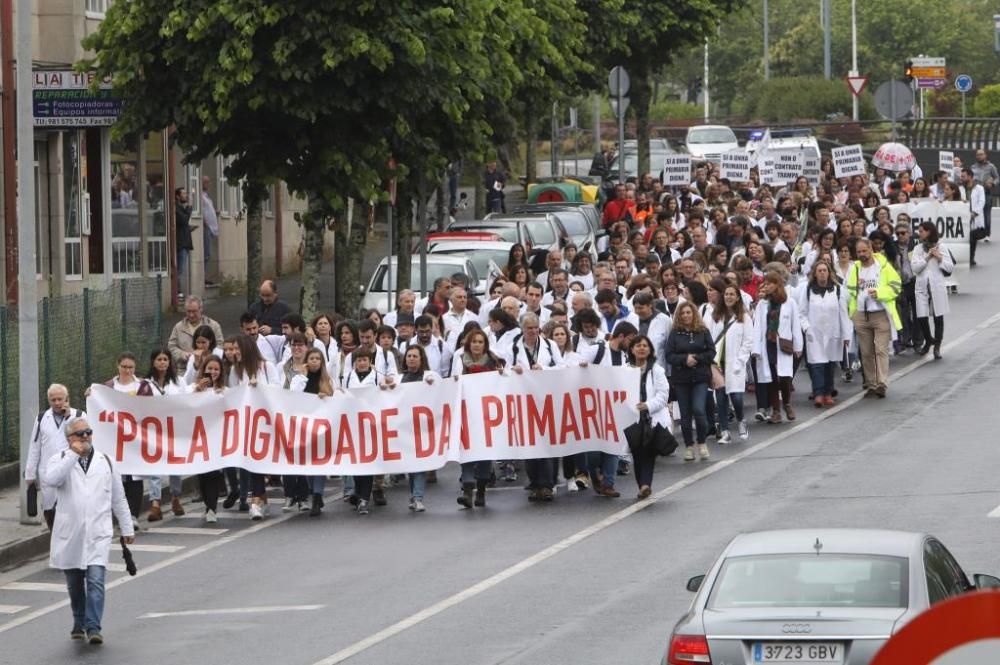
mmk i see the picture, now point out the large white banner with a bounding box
[87,366,640,475]
[864,200,971,243]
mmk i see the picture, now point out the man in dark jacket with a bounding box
[175,187,194,298]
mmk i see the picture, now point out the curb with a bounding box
[0,530,50,572]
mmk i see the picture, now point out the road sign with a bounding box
[910,56,945,67]
[609,96,630,119]
[955,74,973,93]
[874,80,914,121]
[845,74,869,97]
[608,66,630,97]
[917,78,947,90]
[871,591,1000,665]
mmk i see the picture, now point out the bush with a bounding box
[648,99,703,123]
[972,84,1000,118]
[733,76,878,123]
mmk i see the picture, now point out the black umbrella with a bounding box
[119,536,137,576]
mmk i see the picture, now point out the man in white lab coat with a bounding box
[43,417,134,645]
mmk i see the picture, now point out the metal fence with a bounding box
[0,277,163,462]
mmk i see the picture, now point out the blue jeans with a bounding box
[716,388,744,432]
[65,565,106,633]
[147,475,182,502]
[409,472,426,500]
[585,451,619,488]
[203,225,213,263]
[310,476,326,495]
[807,362,836,397]
[675,382,709,446]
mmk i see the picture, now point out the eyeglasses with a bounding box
[69,429,93,438]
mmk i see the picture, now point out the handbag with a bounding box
[710,364,726,390]
[778,337,794,354]
[972,227,987,241]
[625,368,679,457]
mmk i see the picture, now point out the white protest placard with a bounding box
[721,149,751,182]
[661,154,692,186]
[774,151,804,184]
[803,154,821,188]
[87,366,640,475]
[759,156,777,186]
[831,144,866,178]
[939,151,954,180]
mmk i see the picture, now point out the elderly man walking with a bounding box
[42,417,134,645]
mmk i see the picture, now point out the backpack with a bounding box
[35,409,81,442]
[512,333,557,367]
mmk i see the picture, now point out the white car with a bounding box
[427,239,507,288]
[361,254,481,314]
[685,125,739,163]
[745,128,821,163]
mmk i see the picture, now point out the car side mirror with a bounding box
[686,575,705,593]
[974,574,1000,589]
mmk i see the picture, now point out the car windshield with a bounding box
[689,128,736,144]
[370,261,469,292]
[552,212,590,236]
[430,247,507,278]
[522,219,556,245]
[455,225,519,243]
[707,554,908,609]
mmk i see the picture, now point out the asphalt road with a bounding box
[2,255,1000,665]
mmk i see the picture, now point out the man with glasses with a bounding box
[43,417,134,646]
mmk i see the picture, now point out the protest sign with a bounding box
[832,145,866,178]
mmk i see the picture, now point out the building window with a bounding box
[86,0,110,16]
[144,132,168,275]
[110,134,141,276]
[63,133,83,279]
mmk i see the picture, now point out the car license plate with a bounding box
[752,642,843,663]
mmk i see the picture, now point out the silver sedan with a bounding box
[663,529,1000,665]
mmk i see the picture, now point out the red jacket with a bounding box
[601,199,635,228]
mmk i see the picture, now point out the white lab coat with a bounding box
[43,449,134,570]
[911,243,953,317]
[797,284,852,364]
[181,348,224,385]
[752,299,804,382]
[227,360,280,387]
[626,311,672,370]
[25,408,86,509]
[635,363,672,429]
[509,334,564,369]
[706,314,754,395]
[966,183,986,229]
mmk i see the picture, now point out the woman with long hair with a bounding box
[509,263,530,290]
[456,329,506,508]
[664,302,716,462]
[911,221,953,359]
[799,260,851,407]
[188,356,227,523]
[707,282,755,443]
[504,243,529,278]
[626,335,670,498]
[137,348,186,522]
[310,312,339,364]
[290,348,336,515]
[332,320,359,388]
[752,273,803,424]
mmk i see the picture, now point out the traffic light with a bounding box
[904,59,914,83]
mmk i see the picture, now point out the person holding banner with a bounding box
[911,222,953,360]
[456,330,507,508]
[292,348,337,516]
[189,356,227,523]
[277,333,313,512]
[136,349,186,522]
[626,335,670,499]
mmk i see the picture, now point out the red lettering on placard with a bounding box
[334,413,357,464]
[221,410,239,455]
[459,400,471,450]
[526,394,554,445]
[298,417,309,465]
[242,406,252,456]
[482,396,503,447]
[358,412,378,463]
[272,414,297,464]
[505,394,520,447]
[140,416,163,463]
[249,409,271,461]
[381,408,401,461]
[578,388,598,439]
[187,417,209,463]
[437,403,452,454]
[603,391,619,441]
[559,392,581,443]
[165,417,184,464]
[311,419,332,465]
[413,407,435,458]
[115,411,137,461]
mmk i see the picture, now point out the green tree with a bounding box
[972,84,1000,117]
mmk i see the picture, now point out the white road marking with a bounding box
[111,543,184,553]
[987,504,1000,518]
[310,309,1000,665]
[0,605,28,614]
[106,563,126,573]
[174,511,251,519]
[0,582,65,592]
[143,527,228,536]
[139,605,324,619]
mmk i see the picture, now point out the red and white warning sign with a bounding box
[846,75,869,97]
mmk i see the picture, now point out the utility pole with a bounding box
[703,40,710,122]
[822,0,831,80]
[850,0,859,121]
[763,0,770,80]
[16,0,39,524]
[592,94,601,155]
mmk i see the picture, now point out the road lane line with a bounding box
[0,605,28,614]
[111,543,184,553]
[143,527,229,536]
[987,504,1000,518]
[0,582,65,592]
[310,309,1000,665]
[139,605,324,619]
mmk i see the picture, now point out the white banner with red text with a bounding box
[86,366,640,475]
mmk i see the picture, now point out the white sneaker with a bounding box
[413,499,426,513]
[566,479,579,492]
[249,503,263,521]
[683,447,695,462]
[717,430,732,445]
[357,499,370,515]
[754,409,768,422]
[738,420,749,440]
[204,509,218,524]
[282,498,295,512]
[698,443,711,460]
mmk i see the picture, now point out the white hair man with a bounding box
[25,384,84,529]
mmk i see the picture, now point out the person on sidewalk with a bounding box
[201,175,219,283]
[175,187,194,299]
[42,417,134,645]
[846,238,902,398]
[25,384,84,529]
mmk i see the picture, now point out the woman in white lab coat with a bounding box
[911,220,954,360]
[752,273,803,425]
[706,282,755,442]
[798,261,852,408]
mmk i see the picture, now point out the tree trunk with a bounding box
[414,178,430,296]
[395,191,412,292]
[243,181,267,308]
[524,109,538,182]
[473,160,485,219]
[334,199,368,318]
[299,192,329,320]
[632,72,653,179]
[434,178,446,232]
